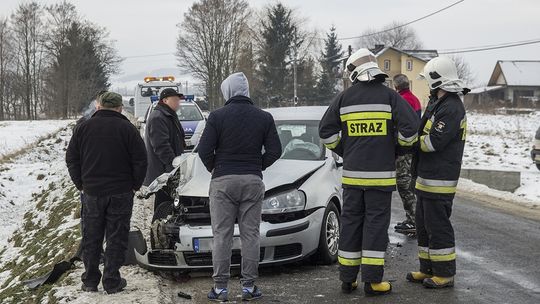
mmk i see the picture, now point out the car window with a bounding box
[140,86,178,97]
[276,120,325,161]
[177,104,203,121]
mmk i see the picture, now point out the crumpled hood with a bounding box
[221,72,250,100]
[178,155,325,197]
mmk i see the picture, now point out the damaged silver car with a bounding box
[135,106,343,270]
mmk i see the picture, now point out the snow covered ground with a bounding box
[0,111,538,302]
[460,111,540,203]
[0,120,71,157]
[0,120,73,248]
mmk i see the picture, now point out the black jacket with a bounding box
[66,110,148,196]
[198,95,282,179]
[415,92,467,199]
[144,103,186,186]
[319,80,420,192]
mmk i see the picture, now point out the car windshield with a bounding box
[275,120,325,161]
[140,86,178,97]
[177,104,203,121]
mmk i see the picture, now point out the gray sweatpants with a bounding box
[209,174,265,289]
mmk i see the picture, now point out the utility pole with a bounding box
[185,81,189,95]
[293,39,298,107]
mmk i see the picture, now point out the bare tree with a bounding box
[176,0,250,110]
[357,21,423,50]
[11,2,45,120]
[0,18,13,120]
[449,55,475,86]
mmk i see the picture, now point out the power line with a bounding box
[336,0,465,41]
[439,38,540,54]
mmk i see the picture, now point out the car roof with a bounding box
[265,106,328,121]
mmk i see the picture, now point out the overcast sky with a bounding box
[2,0,540,89]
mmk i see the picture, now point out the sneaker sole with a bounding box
[242,295,262,301]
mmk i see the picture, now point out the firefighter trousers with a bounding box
[416,194,456,277]
[338,188,391,283]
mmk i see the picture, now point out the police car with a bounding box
[139,95,206,151]
[135,107,343,270]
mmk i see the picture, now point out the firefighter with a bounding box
[407,56,469,289]
[319,48,420,296]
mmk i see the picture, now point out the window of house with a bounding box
[406,60,413,71]
[384,59,391,71]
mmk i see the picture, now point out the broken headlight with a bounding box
[262,190,306,214]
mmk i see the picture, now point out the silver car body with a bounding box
[135,106,343,270]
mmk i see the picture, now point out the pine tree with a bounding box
[316,26,343,105]
[257,3,296,107]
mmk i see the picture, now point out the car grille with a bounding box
[274,243,302,260]
[183,248,265,267]
[148,251,178,266]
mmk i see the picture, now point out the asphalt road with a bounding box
[157,194,540,304]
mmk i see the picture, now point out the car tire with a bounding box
[315,201,340,265]
[537,163,540,171]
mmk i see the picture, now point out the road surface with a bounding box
[154,194,540,303]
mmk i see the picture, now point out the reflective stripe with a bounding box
[338,256,362,266]
[340,104,391,115]
[341,112,392,121]
[342,177,396,187]
[323,134,341,149]
[423,117,434,133]
[321,133,340,144]
[418,246,430,260]
[420,135,436,152]
[429,248,455,255]
[398,132,418,146]
[361,257,385,266]
[362,250,385,258]
[460,118,467,140]
[343,170,396,179]
[338,250,362,259]
[417,177,458,187]
[430,253,456,262]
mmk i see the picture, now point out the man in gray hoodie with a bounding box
[198,72,282,302]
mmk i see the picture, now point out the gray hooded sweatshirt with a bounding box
[221,72,250,101]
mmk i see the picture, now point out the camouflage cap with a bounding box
[99,91,123,107]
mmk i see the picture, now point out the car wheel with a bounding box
[537,163,540,171]
[316,201,340,265]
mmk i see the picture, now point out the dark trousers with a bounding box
[416,195,456,277]
[81,192,134,290]
[338,188,392,283]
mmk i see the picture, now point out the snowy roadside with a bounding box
[460,111,540,204]
[0,121,166,303]
[0,120,71,158]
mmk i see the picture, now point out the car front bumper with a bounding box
[134,208,325,271]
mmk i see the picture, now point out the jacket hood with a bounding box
[221,72,250,101]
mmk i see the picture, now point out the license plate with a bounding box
[193,237,241,253]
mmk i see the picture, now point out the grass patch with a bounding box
[0,179,80,303]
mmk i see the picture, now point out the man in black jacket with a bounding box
[198,72,281,302]
[143,88,186,213]
[66,91,147,294]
